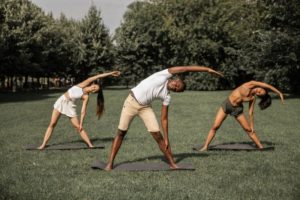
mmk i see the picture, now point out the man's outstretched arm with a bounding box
[168,66,224,77]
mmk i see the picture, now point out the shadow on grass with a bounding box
[26,137,114,148]
[213,141,275,146]
[0,89,65,103]
[116,152,209,165]
[48,137,115,146]
[192,141,276,152]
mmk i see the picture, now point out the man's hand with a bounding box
[164,139,169,150]
[208,69,224,77]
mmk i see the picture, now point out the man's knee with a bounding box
[117,129,127,137]
[150,131,163,140]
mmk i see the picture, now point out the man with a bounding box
[105,66,223,170]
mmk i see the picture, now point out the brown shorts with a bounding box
[118,94,160,132]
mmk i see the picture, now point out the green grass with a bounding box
[0,90,299,200]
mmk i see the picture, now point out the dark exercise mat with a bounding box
[26,143,104,150]
[91,161,195,171]
[193,142,274,151]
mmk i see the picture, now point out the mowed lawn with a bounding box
[0,89,299,200]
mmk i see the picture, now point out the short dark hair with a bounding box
[258,92,272,110]
[176,79,186,92]
[180,80,186,91]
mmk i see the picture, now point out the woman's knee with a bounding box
[73,125,81,132]
[243,127,252,133]
[211,124,221,131]
[49,121,57,128]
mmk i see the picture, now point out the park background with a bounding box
[0,0,299,199]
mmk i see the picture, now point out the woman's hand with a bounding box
[110,71,121,77]
[79,124,83,132]
[279,93,285,104]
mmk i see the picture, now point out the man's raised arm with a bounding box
[168,66,224,77]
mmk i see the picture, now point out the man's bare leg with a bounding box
[105,129,127,171]
[150,131,179,169]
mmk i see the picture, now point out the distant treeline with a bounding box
[0,0,299,92]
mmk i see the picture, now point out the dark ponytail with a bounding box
[96,85,104,119]
[258,92,272,110]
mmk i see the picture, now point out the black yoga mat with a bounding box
[91,161,195,171]
[193,142,274,151]
[26,143,104,150]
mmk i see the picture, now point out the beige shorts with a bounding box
[53,95,77,117]
[118,94,160,132]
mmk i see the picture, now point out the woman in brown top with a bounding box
[199,81,284,151]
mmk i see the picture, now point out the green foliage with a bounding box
[0,0,299,92]
[0,0,47,77]
[78,5,114,81]
[115,0,300,92]
[0,0,114,86]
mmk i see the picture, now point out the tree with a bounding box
[78,5,114,82]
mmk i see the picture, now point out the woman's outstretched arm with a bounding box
[77,71,121,88]
[248,81,284,104]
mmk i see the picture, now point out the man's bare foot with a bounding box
[104,164,113,171]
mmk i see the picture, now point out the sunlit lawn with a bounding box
[0,89,299,200]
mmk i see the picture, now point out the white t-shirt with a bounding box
[131,69,172,106]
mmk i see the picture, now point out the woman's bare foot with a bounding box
[38,145,45,150]
[198,146,208,152]
[170,164,180,170]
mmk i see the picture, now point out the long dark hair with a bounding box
[258,92,272,110]
[96,85,104,119]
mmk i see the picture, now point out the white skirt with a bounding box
[53,95,77,117]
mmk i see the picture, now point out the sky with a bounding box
[29,0,136,34]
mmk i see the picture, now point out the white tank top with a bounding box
[67,86,83,100]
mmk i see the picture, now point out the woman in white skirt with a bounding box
[38,71,121,149]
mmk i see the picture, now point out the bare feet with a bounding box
[38,145,45,150]
[198,146,208,152]
[104,163,113,171]
[88,145,94,148]
[170,164,180,170]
